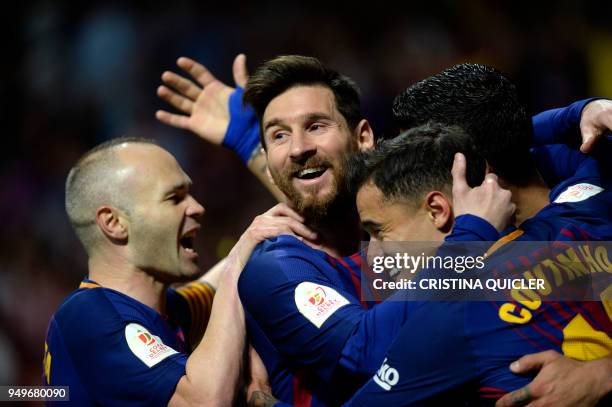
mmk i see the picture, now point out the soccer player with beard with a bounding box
[155,55,612,406]
[239,56,412,406]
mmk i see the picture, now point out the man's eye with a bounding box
[309,123,323,132]
[272,132,287,141]
[169,195,183,203]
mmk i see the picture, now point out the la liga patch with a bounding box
[554,183,603,203]
[125,323,178,367]
[294,282,349,328]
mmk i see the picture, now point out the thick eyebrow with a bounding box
[164,179,192,197]
[361,219,382,231]
[263,112,335,132]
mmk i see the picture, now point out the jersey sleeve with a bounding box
[531,98,599,147]
[345,301,478,406]
[171,282,215,349]
[530,98,611,189]
[445,214,500,242]
[238,243,410,382]
[54,290,186,406]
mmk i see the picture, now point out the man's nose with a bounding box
[186,195,205,219]
[289,131,317,163]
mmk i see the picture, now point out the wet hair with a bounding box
[347,123,486,203]
[392,63,535,186]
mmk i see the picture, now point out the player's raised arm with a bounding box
[156,55,284,201]
[531,97,612,152]
[169,204,315,406]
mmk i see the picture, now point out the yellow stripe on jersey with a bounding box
[486,229,525,257]
[562,314,612,361]
[79,282,101,289]
[176,282,215,349]
[43,342,52,385]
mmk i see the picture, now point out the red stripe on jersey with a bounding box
[293,371,313,407]
[559,228,576,240]
[537,305,565,333]
[549,301,573,321]
[530,320,562,347]
[479,386,507,399]
[336,256,368,309]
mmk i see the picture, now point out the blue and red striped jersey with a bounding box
[43,279,214,406]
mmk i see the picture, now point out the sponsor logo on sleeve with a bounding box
[294,282,349,328]
[125,323,178,367]
[373,358,400,391]
[554,183,603,203]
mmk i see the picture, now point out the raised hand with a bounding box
[156,54,249,145]
[451,153,516,232]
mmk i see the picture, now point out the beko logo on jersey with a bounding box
[554,183,603,203]
[125,323,178,367]
[295,282,349,328]
[373,358,399,391]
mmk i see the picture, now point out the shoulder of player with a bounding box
[242,236,327,277]
[252,235,324,260]
[238,237,339,304]
[52,287,151,333]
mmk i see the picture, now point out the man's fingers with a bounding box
[155,110,190,130]
[157,85,194,114]
[484,173,499,185]
[510,350,561,373]
[268,203,304,222]
[161,71,202,101]
[177,56,217,87]
[495,386,533,407]
[233,53,249,88]
[579,127,598,153]
[451,152,469,195]
[287,220,317,240]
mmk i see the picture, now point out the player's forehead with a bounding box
[262,85,339,128]
[357,181,419,224]
[116,143,191,194]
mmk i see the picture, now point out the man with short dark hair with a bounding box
[156,56,612,406]
[342,65,611,405]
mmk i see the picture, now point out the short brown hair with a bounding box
[243,55,363,147]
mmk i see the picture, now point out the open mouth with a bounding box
[179,228,198,256]
[294,166,327,180]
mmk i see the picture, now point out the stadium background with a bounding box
[2,0,611,391]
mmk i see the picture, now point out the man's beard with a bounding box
[270,155,355,228]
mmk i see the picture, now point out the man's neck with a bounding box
[508,178,551,226]
[303,207,363,258]
[88,254,167,314]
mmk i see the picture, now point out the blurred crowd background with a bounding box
[2,0,611,389]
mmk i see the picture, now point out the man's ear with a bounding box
[424,191,454,233]
[96,206,129,242]
[355,119,374,151]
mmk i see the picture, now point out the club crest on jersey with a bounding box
[125,323,178,367]
[295,282,349,328]
[554,183,603,203]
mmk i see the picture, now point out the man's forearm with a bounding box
[591,356,612,400]
[173,263,246,406]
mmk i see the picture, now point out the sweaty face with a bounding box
[263,85,358,224]
[118,144,205,283]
